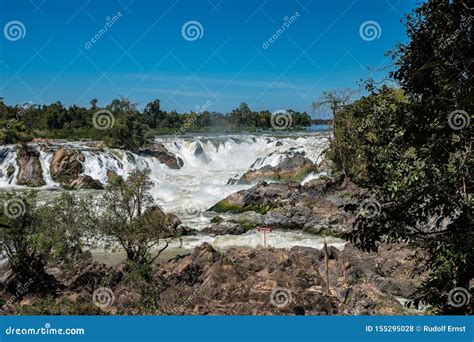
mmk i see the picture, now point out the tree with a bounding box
[90,99,98,110]
[143,99,166,128]
[336,0,473,314]
[99,169,179,277]
[0,192,94,293]
[312,89,357,137]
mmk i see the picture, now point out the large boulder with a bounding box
[153,243,335,315]
[209,182,297,214]
[202,221,247,236]
[15,144,45,187]
[68,175,103,190]
[50,148,85,184]
[208,179,356,236]
[239,154,316,184]
[137,144,183,169]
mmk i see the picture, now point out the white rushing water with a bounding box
[0,132,345,254]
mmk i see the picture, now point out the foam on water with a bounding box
[0,132,336,252]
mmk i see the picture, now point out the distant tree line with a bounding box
[0,98,312,150]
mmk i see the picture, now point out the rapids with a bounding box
[0,131,346,259]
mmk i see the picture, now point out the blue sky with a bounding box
[0,0,416,117]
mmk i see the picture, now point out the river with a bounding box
[0,128,347,264]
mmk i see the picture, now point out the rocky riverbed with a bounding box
[0,133,428,315]
[0,240,425,315]
[0,176,427,315]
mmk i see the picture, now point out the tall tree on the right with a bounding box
[346,0,473,313]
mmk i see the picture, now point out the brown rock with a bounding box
[137,144,183,169]
[15,144,45,187]
[50,148,85,184]
[239,154,316,184]
[68,175,103,190]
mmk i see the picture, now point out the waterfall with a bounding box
[0,132,347,252]
[0,133,329,224]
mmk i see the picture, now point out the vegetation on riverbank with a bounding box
[326,0,473,314]
[0,99,312,149]
[0,170,180,288]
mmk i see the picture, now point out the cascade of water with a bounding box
[0,133,329,224]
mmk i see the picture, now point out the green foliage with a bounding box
[0,97,312,147]
[229,103,311,129]
[329,0,473,314]
[98,169,179,274]
[0,192,94,291]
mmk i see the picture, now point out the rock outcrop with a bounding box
[209,180,362,237]
[15,144,45,187]
[202,221,248,236]
[50,148,85,184]
[67,175,104,190]
[0,239,424,315]
[137,144,184,169]
[239,154,316,184]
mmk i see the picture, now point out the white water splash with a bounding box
[0,132,333,252]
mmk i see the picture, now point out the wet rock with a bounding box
[193,143,205,157]
[50,148,85,184]
[137,144,184,169]
[209,182,296,214]
[202,222,246,236]
[68,175,103,190]
[106,169,120,183]
[6,164,15,178]
[15,144,45,187]
[239,154,316,184]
